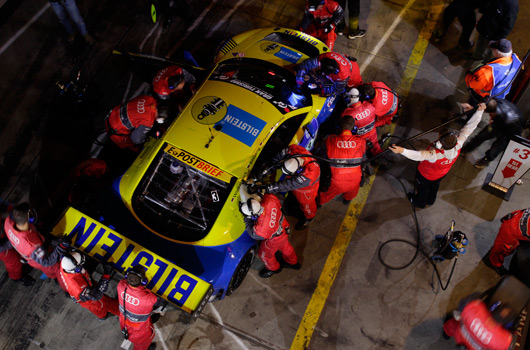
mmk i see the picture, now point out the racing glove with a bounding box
[323,23,334,33]
[322,84,335,96]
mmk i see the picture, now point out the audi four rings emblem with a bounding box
[121,292,140,306]
[336,140,356,148]
[269,207,277,228]
[136,99,147,114]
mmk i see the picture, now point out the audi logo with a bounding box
[329,52,348,66]
[469,318,493,344]
[381,90,388,105]
[136,99,147,114]
[269,208,277,228]
[355,109,372,120]
[121,292,140,306]
[7,230,19,245]
[336,140,356,148]
[153,67,168,83]
[440,159,454,165]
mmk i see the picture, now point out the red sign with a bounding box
[501,158,522,178]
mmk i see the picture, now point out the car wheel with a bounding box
[226,246,256,296]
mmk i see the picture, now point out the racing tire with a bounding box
[226,246,256,296]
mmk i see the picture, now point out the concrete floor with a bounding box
[1,0,530,349]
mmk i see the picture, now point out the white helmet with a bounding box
[345,88,360,107]
[61,252,85,273]
[240,198,264,218]
[281,157,304,175]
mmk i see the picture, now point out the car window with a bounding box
[263,32,322,58]
[132,143,236,242]
[250,112,307,179]
[209,58,311,114]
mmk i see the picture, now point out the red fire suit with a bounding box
[59,269,119,319]
[489,208,530,268]
[117,279,159,350]
[368,81,400,126]
[0,227,23,280]
[4,217,67,291]
[319,130,366,205]
[443,300,513,350]
[152,65,196,99]
[265,145,320,220]
[342,101,381,155]
[300,0,344,51]
[244,194,298,271]
[106,95,158,151]
[296,52,362,95]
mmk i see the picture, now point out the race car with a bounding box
[51,27,340,316]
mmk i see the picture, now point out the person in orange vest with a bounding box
[4,203,69,290]
[318,116,367,205]
[241,194,300,278]
[59,252,119,320]
[465,39,521,106]
[117,265,161,350]
[105,95,167,152]
[389,103,486,208]
[255,145,320,230]
[300,0,344,51]
[356,82,400,126]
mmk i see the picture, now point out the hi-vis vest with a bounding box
[4,217,42,259]
[490,53,522,99]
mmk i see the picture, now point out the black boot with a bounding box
[259,267,282,278]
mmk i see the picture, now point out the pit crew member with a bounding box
[241,194,300,278]
[295,52,362,96]
[60,251,119,320]
[300,0,344,51]
[356,81,400,126]
[318,116,367,205]
[255,145,320,230]
[117,265,161,350]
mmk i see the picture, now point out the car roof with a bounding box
[162,77,306,179]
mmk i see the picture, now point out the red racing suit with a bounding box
[152,65,196,99]
[60,269,119,319]
[300,0,344,51]
[117,279,159,350]
[0,223,23,280]
[265,145,320,220]
[297,52,362,95]
[106,95,158,151]
[443,300,513,350]
[342,101,381,155]
[489,208,530,268]
[4,217,66,290]
[417,144,460,181]
[369,81,400,126]
[319,130,366,205]
[244,194,298,271]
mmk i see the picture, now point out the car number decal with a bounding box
[163,145,232,183]
[52,207,213,315]
[214,105,266,147]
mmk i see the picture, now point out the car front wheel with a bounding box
[226,246,256,296]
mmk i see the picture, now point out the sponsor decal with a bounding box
[274,47,302,64]
[136,98,147,114]
[121,292,140,306]
[164,145,232,183]
[191,96,227,125]
[269,208,277,228]
[260,42,281,55]
[336,140,356,148]
[52,207,213,314]
[214,105,266,147]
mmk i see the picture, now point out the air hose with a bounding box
[377,174,459,293]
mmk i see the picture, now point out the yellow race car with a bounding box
[52,27,339,316]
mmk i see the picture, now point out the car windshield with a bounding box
[209,58,311,114]
[132,144,235,242]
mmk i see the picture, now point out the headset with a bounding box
[437,129,460,150]
[281,157,304,176]
[9,204,37,225]
[239,198,262,221]
[63,253,85,273]
[125,267,148,286]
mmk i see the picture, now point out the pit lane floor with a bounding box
[1,0,530,349]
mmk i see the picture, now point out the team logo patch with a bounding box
[191,96,227,125]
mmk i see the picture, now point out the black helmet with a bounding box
[320,58,339,75]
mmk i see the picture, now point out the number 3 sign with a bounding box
[488,135,530,196]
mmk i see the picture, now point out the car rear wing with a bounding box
[51,206,213,318]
